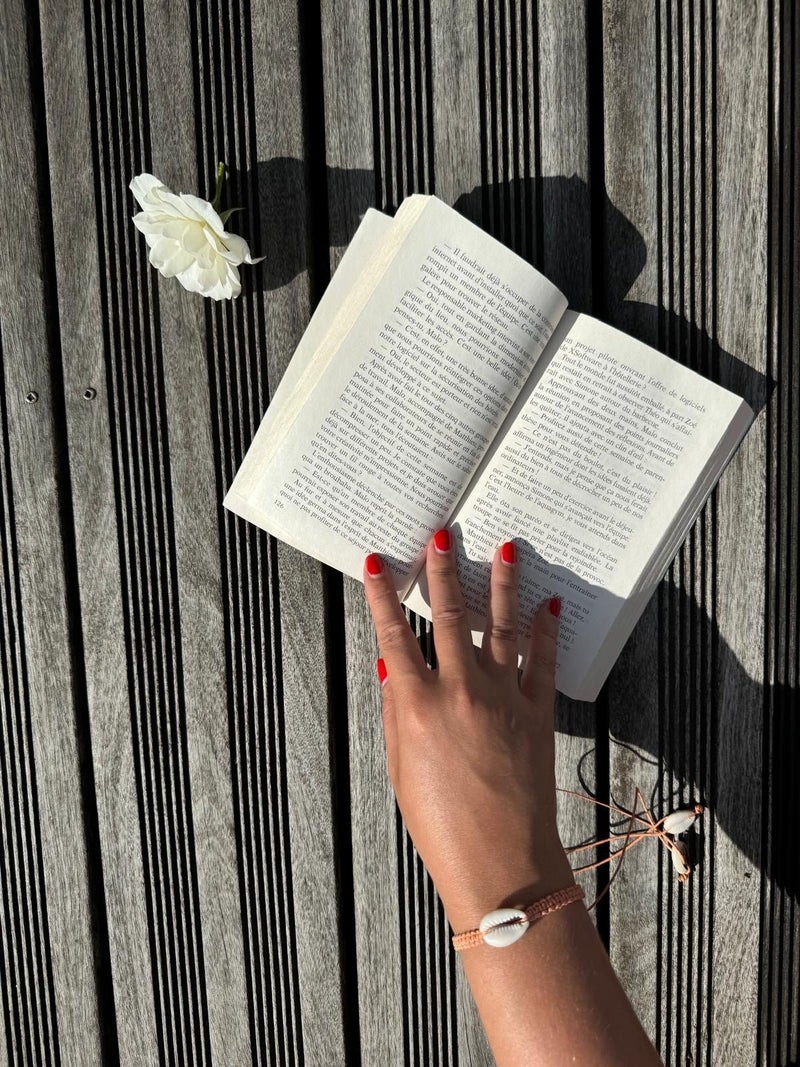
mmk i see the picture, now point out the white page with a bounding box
[223,206,394,544]
[578,399,751,699]
[224,195,568,592]
[260,208,394,436]
[403,312,745,698]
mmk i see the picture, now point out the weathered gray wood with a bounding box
[2,0,796,1063]
[428,4,599,1064]
[324,0,441,1060]
[761,5,800,1064]
[536,0,600,938]
[141,1,251,1062]
[321,0,410,1056]
[600,2,665,1052]
[707,2,767,1063]
[602,4,768,1066]
[429,5,493,1065]
[0,0,102,1063]
[250,1,349,1062]
[40,0,209,1060]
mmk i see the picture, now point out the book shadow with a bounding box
[240,157,788,890]
[241,157,770,415]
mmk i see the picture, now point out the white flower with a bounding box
[130,171,263,300]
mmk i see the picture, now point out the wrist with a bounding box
[441,841,575,933]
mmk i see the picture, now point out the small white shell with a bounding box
[479,908,530,948]
[663,808,702,835]
[670,839,691,876]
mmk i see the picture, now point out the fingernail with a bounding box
[434,528,451,553]
[501,540,516,566]
[366,552,384,577]
[548,596,561,618]
[376,658,388,685]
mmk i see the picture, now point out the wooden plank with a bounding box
[324,62,410,1067]
[429,7,490,1061]
[707,2,767,1063]
[430,2,598,1062]
[602,2,768,1064]
[536,0,600,939]
[247,2,347,1061]
[186,0,348,1062]
[0,0,103,1063]
[600,3,672,1054]
[139,1,251,1062]
[322,0,436,1061]
[39,0,213,1060]
[761,4,800,1063]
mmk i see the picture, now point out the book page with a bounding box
[403,312,748,698]
[223,206,394,535]
[224,195,568,591]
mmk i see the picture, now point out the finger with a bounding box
[376,657,399,782]
[426,528,477,678]
[519,596,561,715]
[363,552,428,683]
[479,539,520,674]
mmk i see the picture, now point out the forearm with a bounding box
[444,854,663,1067]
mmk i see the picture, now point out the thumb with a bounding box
[519,596,561,712]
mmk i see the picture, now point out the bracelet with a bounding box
[451,884,585,951]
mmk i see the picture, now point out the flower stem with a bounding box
[211,161,226,211]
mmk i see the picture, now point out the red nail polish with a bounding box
[376,658,388,685]
[548,596,562,618]
[434,528,451,553]
[366,552,384,576]
[501,540,516,565]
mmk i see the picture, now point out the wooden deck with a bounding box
[0,0,797,1063]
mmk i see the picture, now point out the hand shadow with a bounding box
[234,158,790,896]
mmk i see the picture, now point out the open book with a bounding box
[223,195,752,701]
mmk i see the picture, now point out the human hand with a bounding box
[363,528,574,933]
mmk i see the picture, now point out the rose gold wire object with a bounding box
[558,787,705,911]
[452,884,586,951]
[450,791,702,951]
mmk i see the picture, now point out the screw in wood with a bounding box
[25,391,39,404]
[83,387,97,400]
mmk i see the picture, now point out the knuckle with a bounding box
[380,619,412,650]
[493,568,517,593]
[488,619,518,644]
[430,549,457,571]
[435,602,467,628]
[537,628,558,655]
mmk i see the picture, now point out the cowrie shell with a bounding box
[663,807,703,835]
[479,908,530,947]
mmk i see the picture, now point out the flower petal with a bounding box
[193,241,217,270]
[181,223,208,254]
[212,230,249,264]
[179,193,226,236]
[132,211,171,237]
[130,172,168,209]
[148,236,181,272]
[224,263,242,298]
[176,260,227,299]
[151,187,204,222]
[159,247,196,278]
